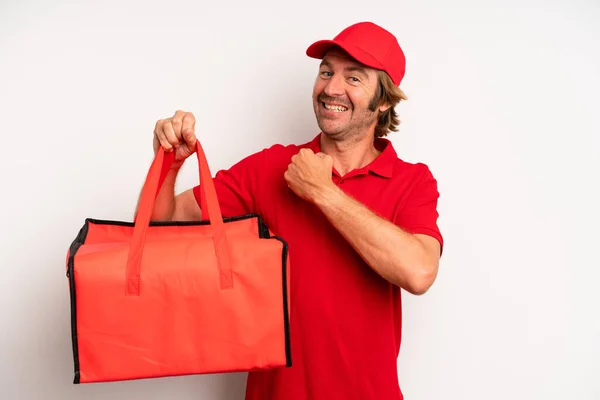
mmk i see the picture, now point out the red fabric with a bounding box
[193,133,443,400]
[305,21,407,86]
[70,144,290,384]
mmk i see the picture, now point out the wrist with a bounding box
[170,160,184,171]
[313,183,343,208]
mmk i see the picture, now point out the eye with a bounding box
[349,76,360,83]
[320,71,332,78]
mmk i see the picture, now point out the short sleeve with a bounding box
[192,150,264,218]
[394,164,444,253]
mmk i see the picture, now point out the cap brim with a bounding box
[306,40,338,59]
[306,39,386,72]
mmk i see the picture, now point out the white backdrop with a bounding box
[1,0,599,399]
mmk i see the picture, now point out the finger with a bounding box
[162,120,179,150]
[316,152,326,158]
[154,119,172,151]
[287,164,298,177]
[181,112,196,144]
[182,129,196,150]
[284,170,292,186]
[171,110,186,142]
[172,109,186,120]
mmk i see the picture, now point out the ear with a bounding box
[378,103,391,113]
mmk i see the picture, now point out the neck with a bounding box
[320,132,381,176]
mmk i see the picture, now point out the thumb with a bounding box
[183,128,197,147]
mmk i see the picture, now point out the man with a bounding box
[147,21,443,400]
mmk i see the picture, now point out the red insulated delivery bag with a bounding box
[65,140,291,383]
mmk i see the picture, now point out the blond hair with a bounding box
[369,70,408,138]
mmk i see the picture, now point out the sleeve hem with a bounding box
[406,226,444,256]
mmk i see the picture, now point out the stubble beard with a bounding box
[315,105,378,143]
[313,92,380,142]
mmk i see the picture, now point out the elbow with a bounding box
[403,262,438,296]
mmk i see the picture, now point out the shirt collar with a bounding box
[306,133,396,179]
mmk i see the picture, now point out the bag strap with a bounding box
[126,140,233,296]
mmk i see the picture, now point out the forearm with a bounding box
[314,185,437,294]
[135,165,180,221]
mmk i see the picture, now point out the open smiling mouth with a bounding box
[322,102,348,112]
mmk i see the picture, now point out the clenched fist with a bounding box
[284,148,336,204]
[153,110,197,166]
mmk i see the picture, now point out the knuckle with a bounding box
[184,131,195,140]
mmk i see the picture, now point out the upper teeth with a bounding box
[324,103,347,112]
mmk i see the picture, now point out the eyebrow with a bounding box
[320,59,370,80]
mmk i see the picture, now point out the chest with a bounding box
[258,173,405,257]
[269,173,403,224]
[257,173,400,307]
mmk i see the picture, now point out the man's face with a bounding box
[312,48,384,141]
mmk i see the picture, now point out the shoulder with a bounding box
[395,159,437,181]
[226,142,296,169]
[222,137,315,175]
[380,139,438,186]
[264,140,313,156]
[254,138,315,165]
[378,141,440,203]
[391,158,441,207]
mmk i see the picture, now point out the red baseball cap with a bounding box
[306,22,406,86]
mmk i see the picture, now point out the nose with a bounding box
[323,74,345,97]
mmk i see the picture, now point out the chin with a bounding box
[316,119,341,135]
[320,126,350,142]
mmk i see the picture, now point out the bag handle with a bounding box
[125,140,233,296]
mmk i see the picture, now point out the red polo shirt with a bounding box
[193,133,443,400]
